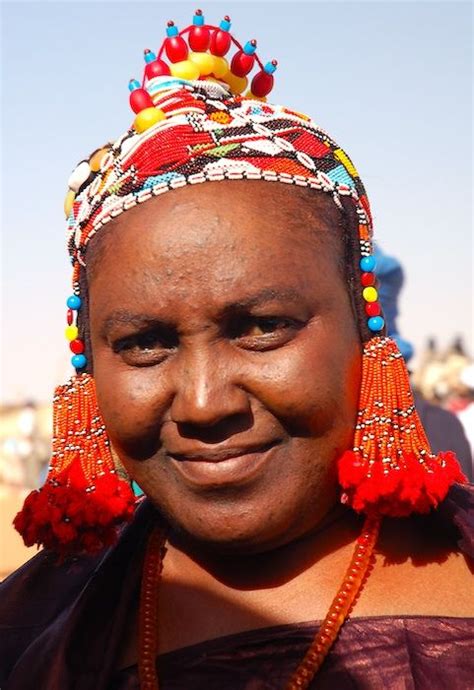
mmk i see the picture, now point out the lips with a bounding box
[166,440,281,487]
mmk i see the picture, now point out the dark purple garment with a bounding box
[1,485,473,690]
[111,617,474,690]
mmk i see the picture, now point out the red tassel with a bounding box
[13,374,136,556]
[338,338,466,517]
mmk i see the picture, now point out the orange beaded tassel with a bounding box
[338,337,465,517]
[139,516,380,689]
[13,373,136,556]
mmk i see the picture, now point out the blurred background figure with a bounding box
[457,365,474,461]
[0,402,52,578]
[374,244,473,482]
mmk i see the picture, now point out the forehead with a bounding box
[86,180,345,309]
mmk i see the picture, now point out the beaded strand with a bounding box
[139,526,168,690]
[285,516,380,689]
[139,516,380,689]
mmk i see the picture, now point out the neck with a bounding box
[165,503,362,590]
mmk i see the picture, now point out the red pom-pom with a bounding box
[338,450,466,517]
[13,465,136,556]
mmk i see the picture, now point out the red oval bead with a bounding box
[365,301,381,317]
[361,271,375,286]
[165,36,188,62]
[67,308,73,325]
[210,30,231,56]
[129,88,154,114]
[189,26,211,52]
[231,50,255,77]
[145,58,171,80]
[251,69,274,97]
[70,339,84,354]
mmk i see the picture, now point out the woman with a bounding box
[1,11,473,690]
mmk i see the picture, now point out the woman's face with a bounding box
[88,181,361,553]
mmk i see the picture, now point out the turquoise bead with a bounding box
[166,24,178,37]
[360,255,376,272]
[244,40,257,55]
[67,294,82,310]
[128,78,141,91]
[132,480,144,497]
[143,50,156,63]
[368,316,385,332]
[71,353,87,369]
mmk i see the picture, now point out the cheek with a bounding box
[243,322,361,436]
[93,361,170,458]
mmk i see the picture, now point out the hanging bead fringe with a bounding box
[338,337,466,517]
[13,374,136,556]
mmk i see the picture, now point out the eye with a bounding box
[112,328,177,366]
[229,315,304,350]
[243,317,292,336]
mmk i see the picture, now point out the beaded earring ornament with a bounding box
[338,337,465,517]
[13,375,135,556]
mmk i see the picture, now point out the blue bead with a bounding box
[368,316,385,332]
[128,78,141,92]
[193,12,204,26]
[244,40,257,55]
[360,255,376,272]
[220,18,231,31]
[67,294,82,310]
[71,354,87,369]
[264,61,277,74]
[132,480,144,497]
[166,24,179,37]
[143,50,156,63]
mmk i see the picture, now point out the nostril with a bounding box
[177,411,254,444]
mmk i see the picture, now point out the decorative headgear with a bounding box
[14,10,465,557]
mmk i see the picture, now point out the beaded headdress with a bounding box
[14,10,464,557]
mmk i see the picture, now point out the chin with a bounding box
[150,487,331,556]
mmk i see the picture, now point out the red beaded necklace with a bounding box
[138,515,381,690]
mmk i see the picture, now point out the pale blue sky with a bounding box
[1,1,472,403]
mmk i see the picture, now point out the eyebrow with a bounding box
[100,311,172,338]
[222,287,302,311]
[100,287,303,336]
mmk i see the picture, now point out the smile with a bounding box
[167,440,281,487]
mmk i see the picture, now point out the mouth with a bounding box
[167,440,282,488]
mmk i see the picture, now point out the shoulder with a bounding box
[0,548,105,684]
[354,484,474,618]
[0,498,157,687]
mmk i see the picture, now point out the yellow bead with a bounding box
[245,90,267,102]
[222,71,248,95]
[64,190,76,218]
[65,325,79,341]
[188,52,215,76]
[170,60,200,81]
[89,147,109,172]
[362,286,378,303]
[334,148,359,178]
[134,107,166,133]
[211,56,229,78]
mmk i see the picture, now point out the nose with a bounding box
[170,345,251,430]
